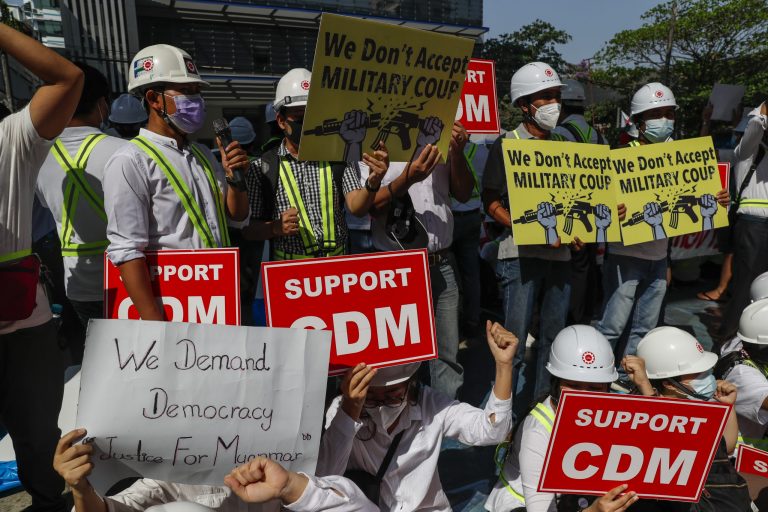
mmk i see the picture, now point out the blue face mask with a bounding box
[642,118,674,143]
[687,371,716,401]
[165,93,206,134]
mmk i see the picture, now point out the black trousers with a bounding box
[0,320,66,511]
[723,215,768,337]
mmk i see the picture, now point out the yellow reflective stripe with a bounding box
[319,162,336,250]
[189,145,230,247]
[739,199,768,208]
[494,442,525,504]
[536,402,555,421]
[51,136,108,219]
[464,143,480,198]
[628,140,641,147]
[273,245,344,261]
[0,248,32,263]
[509,130,521,140]
[564,120,592,143]
[279,159,317,253]
[530,402,555,433]
[132,136,217,248]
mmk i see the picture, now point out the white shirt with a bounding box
[317,385,512,511]
[485,397,554,512]
[0,106,54,334]
[372,161,454,253]
[101,474,376,512]
[104,128,246,266]
[734,107,768,217]
[721,338,768,446]
[36,127,128,301]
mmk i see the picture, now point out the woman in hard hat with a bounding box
[485,325,638,512]
[317,321,517,511]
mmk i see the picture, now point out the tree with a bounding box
[595,0,768,136]
[481,20,571,130]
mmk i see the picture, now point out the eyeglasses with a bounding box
[363,386,409,409]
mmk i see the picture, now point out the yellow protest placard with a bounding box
[502,139,620,245]
[611,137,727,246]
[298,13,474,163]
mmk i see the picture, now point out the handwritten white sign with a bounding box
[76,319,331,492]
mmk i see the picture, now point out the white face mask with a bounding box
[642,118,674,143]
[366,399,408,431]
[531,102,561,131]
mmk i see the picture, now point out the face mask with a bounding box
[97,101,110,133]
[686,371,717,401]
[285,118,303,146]
[531,102,561,131]
[165,93,206,134]
[365,399,408,431]
[642,118,674,143]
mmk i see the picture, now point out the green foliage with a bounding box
[595,0,768,136]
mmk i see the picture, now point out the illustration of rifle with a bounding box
[669,195,699,229]
[622,201,670,227]
[370,110,426,151]
[303,113,383,136]
[563,201,595,235]
[512,203,565,225]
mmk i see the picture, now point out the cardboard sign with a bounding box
[299,13,474,163]
[611,137,728,246]
[262,250,437,375]
[718,162,730,191]
[736,444,768,478]
[104,249,240,325]
[538,391,731,502]
[76,319,331,492]
[708,84,745,122]
[502,138,620,245]
[456,58,499,134]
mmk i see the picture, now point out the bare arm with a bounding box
[482,188,512,228]
[0,23,83,139]
[448,122,473,203]
[117,258,163,321]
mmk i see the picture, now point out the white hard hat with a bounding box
[738,299,768,345]
[273,68,311,110]
[630,82,678,118]
[146,502,215,512]
[229,116,256,145]
[750,272,768,302]
[370,362,421,387]
[109,93,148,124]
[637,327,717,379]
[127,44,209,93]
[509,62,564,106]
[561,78,586,104]
[546,325,619,383]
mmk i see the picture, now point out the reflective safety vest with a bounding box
[628,140,641,147]
[0,248,32,264]
[277,157,339,259]
[496,402,555,503]
[735,358,768,450]
[131,136,230,248]
[464,143,481,200]
[50,134,109,257]
[507,129,564,142]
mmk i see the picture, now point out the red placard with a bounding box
[718,161,730,191]
[736,444,768,478]
[262,250,437,375]
[104,249,240,325]
[538,391,731,502]
[456,58,499,134]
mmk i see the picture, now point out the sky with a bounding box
[483,0,665,63]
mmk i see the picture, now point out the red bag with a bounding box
[0,254,40,321]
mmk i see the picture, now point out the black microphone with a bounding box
[213,117,247,192]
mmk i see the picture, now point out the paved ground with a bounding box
[0,264,744,511]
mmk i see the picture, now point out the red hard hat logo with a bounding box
[582,352,596,365]
[655,90,664,98]
[143,59,153,71]
[545,68,554,77]
[187,61,196,72]
[696,342,704,353]
[301,80,310,90]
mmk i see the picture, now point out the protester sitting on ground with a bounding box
[716,297,768,451]
[54,431,377,511]
[485,325,638,512]
[316,321,516,511]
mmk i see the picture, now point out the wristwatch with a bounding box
[226,173,248,192]
[365,177,381,192]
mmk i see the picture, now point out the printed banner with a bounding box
[262,250,437,376]
[299,13,474,163]
[456,58,499,134]
[611,137,728,246]
[104,249,240,325]
[670,230,720,260]
[502,138,620,244]
[736,444,768,478]
[538,390,730,502]
[76,320,331,492]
